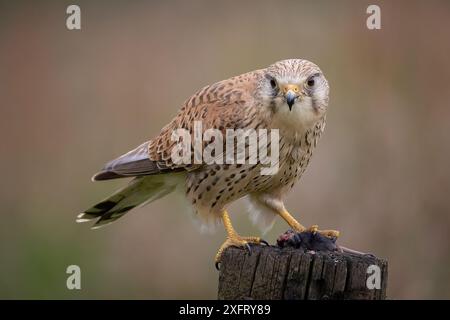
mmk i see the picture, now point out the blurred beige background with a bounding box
[1,0,449,299]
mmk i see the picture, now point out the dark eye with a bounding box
[307,78,315,87]
[270,78,277,89]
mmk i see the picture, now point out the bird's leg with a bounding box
[277,209,306,232]
[278,209,340,238]
[215,210,267,269]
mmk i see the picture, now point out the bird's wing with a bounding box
[92,141,182,181]
[93,70,263,181]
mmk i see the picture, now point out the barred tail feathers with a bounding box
[77,174,183,229]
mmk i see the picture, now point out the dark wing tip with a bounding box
[91,171,126,181]
[91,141,161,182]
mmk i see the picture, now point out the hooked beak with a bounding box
[281,84,300,111]
[286,91,296,111]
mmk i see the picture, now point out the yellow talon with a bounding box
[215,235,262,270]
[308,225,340,238]
[215,211,263,270]
[308,224,319,234]
[277,209,340,239]
[321,229,340,238]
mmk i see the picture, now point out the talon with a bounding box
[306,225,340,239]
[245,243,252,256]
[215,261,221,270]
[260,239,269,246]
[322,230,340,238]
[309,225,319,234]
[216,211,262,267]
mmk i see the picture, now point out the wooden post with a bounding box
[218,245,388,300]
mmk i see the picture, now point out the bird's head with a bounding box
[258,59,329,131]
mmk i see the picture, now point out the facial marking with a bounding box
[259,59,329,132]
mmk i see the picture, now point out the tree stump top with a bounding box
[218,245,388,300]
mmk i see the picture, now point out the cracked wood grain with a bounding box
[218,245,387,300]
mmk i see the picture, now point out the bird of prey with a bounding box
[78,59,339,267]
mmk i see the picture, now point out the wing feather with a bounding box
[93,70,264,181]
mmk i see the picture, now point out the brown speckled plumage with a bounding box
[79,59,334,262]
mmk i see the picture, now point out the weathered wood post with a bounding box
[218,245,388,300]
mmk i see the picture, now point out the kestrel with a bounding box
[78,59,339,267]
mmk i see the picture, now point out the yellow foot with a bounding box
[307,224,340,238]
[215,235,268,270]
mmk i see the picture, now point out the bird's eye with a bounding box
[306,78,315,88]
[306,73,321,90]
[270,78,277,89]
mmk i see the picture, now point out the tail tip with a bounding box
[76,213,92,223]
